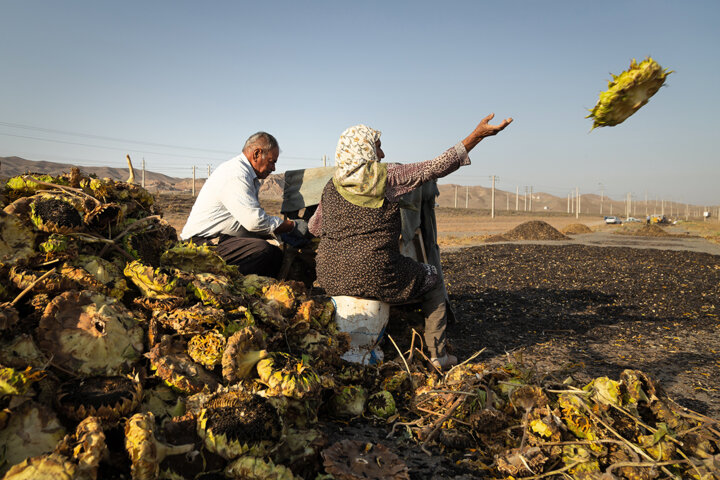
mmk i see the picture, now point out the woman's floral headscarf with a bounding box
[332,124,388,208]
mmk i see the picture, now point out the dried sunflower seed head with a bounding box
[0,211,36,265]
[160,241,236,277]
[125,412,194,480]
[256,353,321,400]
[37,290,145,377]
[587,57,672,129]
[225,455,299,480]
[55,375,143,426]
[0,401,67,476]
[123,260,188,299]
[187,331,227,368]
[222,326,268,383]
[1,453,77,480]
[367,390,396,419]
[196,393,283,460]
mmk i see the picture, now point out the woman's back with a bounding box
[315,181,426,303]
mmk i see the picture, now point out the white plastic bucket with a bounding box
[331,296,389,365]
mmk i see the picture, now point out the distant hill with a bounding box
[0,155,285,198]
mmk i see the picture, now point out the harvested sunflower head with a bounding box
[61,255,129,300]
[140,384,185,421]
[123,260,188,299]
[29,193,86,234]
[1,453,77,480]
[0,303,20,332]
[221,326,268,383]
[153,303,227,335]
[4,174,67,200]
[53,415,107,479]
[121,218,177,266]
[367,390,396,419]
[0,365,45,397]
[261,283,297,314]
[0,401,67,476]
[36,290,145,376]
[145,343,220,394]
[160,241,236,277]
[124,412,194,480]
[0,210,36,265]
[187,331,227,368]
[188,272,239,309]
[224,455,299,480]
[327,385,367,418]
[587,57,672,129]
[0,334,47,369]
[83,202,124,233]
[196,393,283,460]
[256,352,321,400]
[55,375,143,426]
[10,265,77,295]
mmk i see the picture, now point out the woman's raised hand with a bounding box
[462,113,513,152]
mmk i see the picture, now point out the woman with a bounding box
[308,114,512,369]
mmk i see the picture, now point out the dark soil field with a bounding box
[441,244,720,418]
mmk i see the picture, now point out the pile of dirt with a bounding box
[561,223,593,234]
[615,223,671,237]
[486,220,569,242]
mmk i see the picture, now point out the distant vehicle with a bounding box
[625,217,641,223]
[650,214,669,225]
[605,216,622,224]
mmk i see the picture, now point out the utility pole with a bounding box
[454,186,458,208]
[465,186,469,208]
[529,186,533,212]
[571,191,574,214]
[645,191,648,216]
[576,187,579,219]
[207,164,211,177]
[506,192,509,211]
[567,193,571,214]
[523,187,528,211]
[490,175,496,218]
[661,199,664,216]
[192,166,196,197]
[515,186,519,211]
[141,157,146,188]
[322,155,327,167]
[600,186,604,215]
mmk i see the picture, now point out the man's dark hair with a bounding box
[243,132,279,153]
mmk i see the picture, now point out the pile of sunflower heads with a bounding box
[409,361,720,479]
[0,170,422,480]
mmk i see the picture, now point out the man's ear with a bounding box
[252,148,263,160]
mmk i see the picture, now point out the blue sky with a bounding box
[1,1,718,205]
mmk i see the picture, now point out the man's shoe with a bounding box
[430,354,458,371]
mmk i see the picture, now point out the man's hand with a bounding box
[280,219,310,248]
[462,113,513,152]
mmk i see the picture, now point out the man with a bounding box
[180,132,307,277]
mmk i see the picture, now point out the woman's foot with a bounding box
[430,353,458,371]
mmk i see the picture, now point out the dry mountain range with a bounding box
[1,155,693,216]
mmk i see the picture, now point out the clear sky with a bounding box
[1,1,718,205]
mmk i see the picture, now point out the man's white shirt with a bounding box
[180,153,283,240]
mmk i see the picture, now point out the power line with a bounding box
[0,121,322,161]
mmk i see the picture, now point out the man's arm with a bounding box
[220,175,283,235]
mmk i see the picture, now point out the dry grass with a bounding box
[679,221,720,244]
